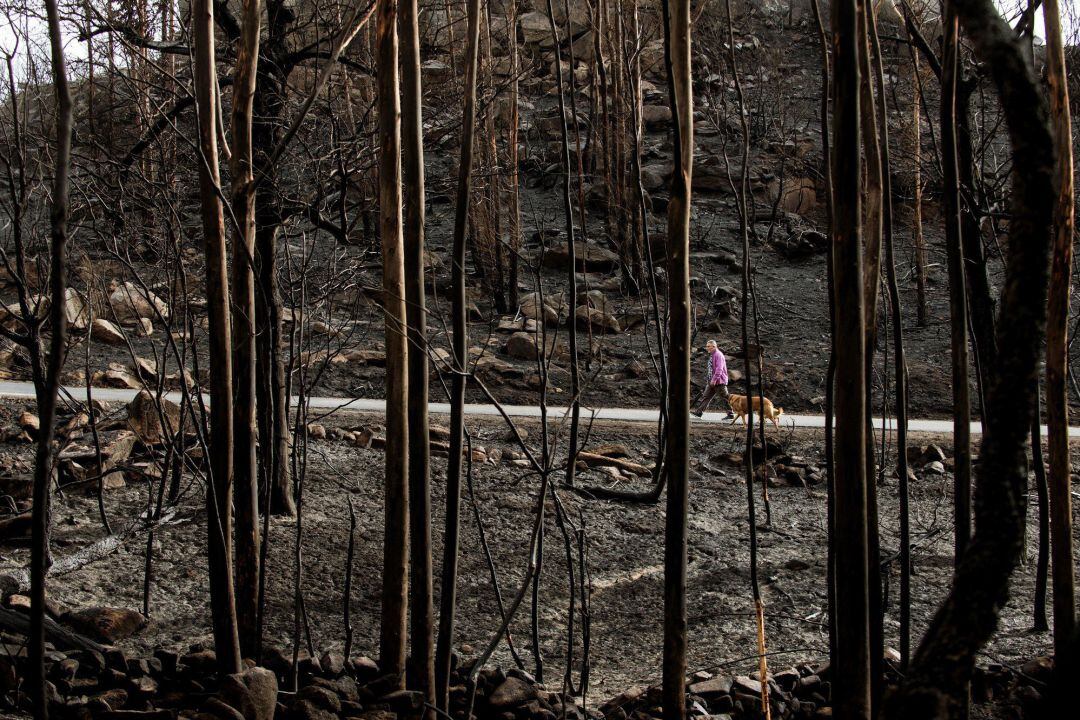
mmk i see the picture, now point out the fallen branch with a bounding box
[575,452,652,478]
[0,606,108,654]
[1,510,178,592]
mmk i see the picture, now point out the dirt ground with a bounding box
[1,400,1073,708]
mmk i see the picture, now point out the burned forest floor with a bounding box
[0,397,1075,719]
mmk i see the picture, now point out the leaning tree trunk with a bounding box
[31,2,73,714]
[831,1,872,719]
[193,0,242,676]
[882,0,1055,716]
[401,0,434,714]
[661,1,692,719]
[376,0,410,687]
[435,0,482,709]
[229,0,263,660]
[1042,0,1076,657]
[254,2,296,519]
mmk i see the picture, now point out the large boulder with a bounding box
[541,242,621,273]
[91,318,126,345]
[519,292,568,326]
[109,282,169,324]
[519,12,551,45]
[126,389,189,444]
[61,606,146,644]
[641,104,672,129]
[93,363,142,389]
[575,306,621,334]
[640,164,671,192]
[217,667,278,720]
[62,289,89,330]
[775,177,818,215]
[488,677,539,710]
[578,289,613,315]
[504,331,539,360]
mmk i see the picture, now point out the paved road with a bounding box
[3,380,1079,437]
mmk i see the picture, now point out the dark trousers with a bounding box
[694,383,729,414]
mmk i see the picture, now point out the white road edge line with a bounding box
[2,381,1078,437]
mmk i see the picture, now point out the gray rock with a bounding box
[61,606,146,644]
[218,667,278,720]
[488,677,539,710]
[688,676,733,698]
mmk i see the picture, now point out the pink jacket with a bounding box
[707,348,728,386]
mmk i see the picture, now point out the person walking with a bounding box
[692,339,733,418]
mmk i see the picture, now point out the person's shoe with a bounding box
[691,410,704,418]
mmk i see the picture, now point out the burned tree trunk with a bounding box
[941,2,973,567]
[661,1,692,719]
[254,2,296,519]
[831,1,871,719]
[436,0,482,708]
[506,0,521,311]
[31,1,73,713]
[401,0,434,714]
[193,0,242,675]
[376,0,410,686]
[1042,0,1076,657]
[229,0,263,660]
[546,0,582,488]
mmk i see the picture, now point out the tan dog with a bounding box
[727,393,785,429]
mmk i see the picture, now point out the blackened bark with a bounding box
[376,0,410,685]
[193,0,242,676]
[401,0,434,715]
[941,3,973,569]
[436,0,482,708]
[32,2,73,713]
[661,1,692,719]
[831,1,871,718]
[230,0,263,660]
[1042,0,1076,656]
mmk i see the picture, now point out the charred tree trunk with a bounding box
[1042,0,1076,656]
[401,0,434,714]
[506,0,521,311]
[377,0,410,687]
[911,49,928,328]
[831,1,871,718]
[254,2,296,519]
[230,0,263,660]
[941,2,973,570]
[868,3,910,673]
[546,0,582,488]
[193,0,242,676]
[859,6,885,705]
[883,0,1055,715]
[31,2,73,713]
[1032,382,1050,631]
[957,81,997,406]
[661,1,692,719]
[436,0,482,708]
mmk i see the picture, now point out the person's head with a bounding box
[706,339,717,353]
